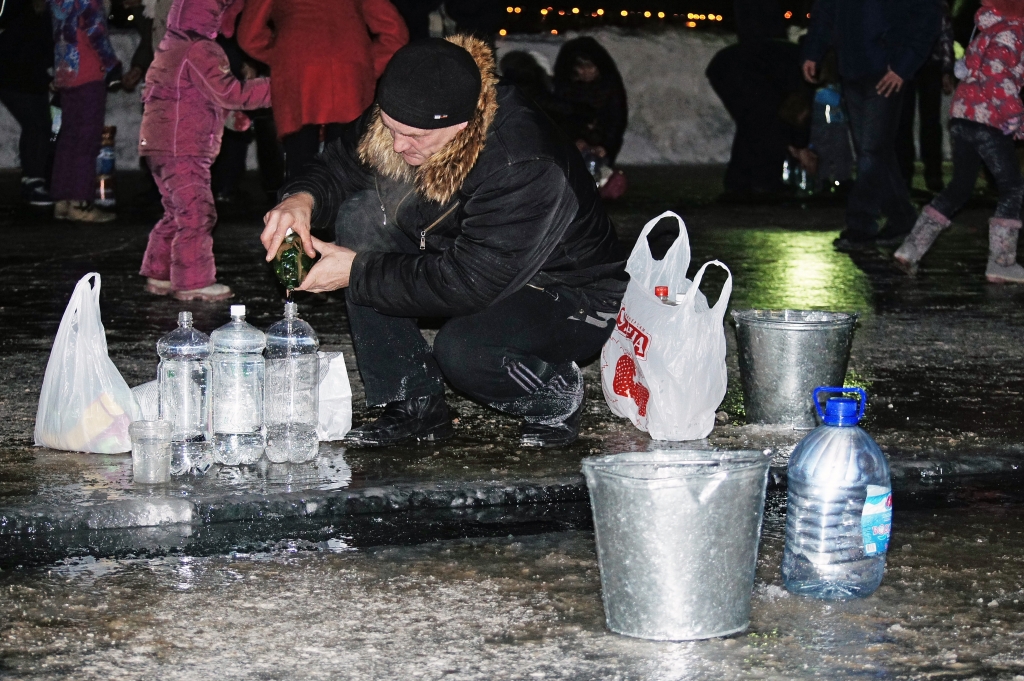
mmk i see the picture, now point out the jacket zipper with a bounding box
[419,202,460,250]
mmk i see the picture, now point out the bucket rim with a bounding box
[582,450,769,479]
[731,309,859,328]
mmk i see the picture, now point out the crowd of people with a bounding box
[708,0,1024,283]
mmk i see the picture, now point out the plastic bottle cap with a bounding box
[655,286,669,298]
[823,397,860,426]
[178,311,192,325]
[230,305,246,318]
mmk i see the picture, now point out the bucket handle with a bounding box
[813,386,867,422]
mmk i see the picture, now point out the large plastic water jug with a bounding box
[157,311,212,474]
[211,305,265,465]
[264,301,319,463]
[781,387,892,599]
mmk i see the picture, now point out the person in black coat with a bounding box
[260,37,627,450]
[552,37,628,164]
[0,0,55,205]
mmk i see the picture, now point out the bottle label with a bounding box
[861,484,892,556]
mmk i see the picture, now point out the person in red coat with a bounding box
[237,0,407,181]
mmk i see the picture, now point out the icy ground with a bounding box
[2,495,1024,680]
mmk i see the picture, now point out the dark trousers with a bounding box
[931,119,1024,221]
[896,60,945,190]
[706,43,794,194]
[211,110,283,199]
[844,77,918,238]
[51,80,106,202]
[282,121,357,182]
[334,191,615,407]
[0,88,53,181]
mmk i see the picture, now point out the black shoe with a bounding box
[21,178,53,206]
[520,397,585,448]
[833,231,878,253]
[875,227,912,248]
[345,394,453,447]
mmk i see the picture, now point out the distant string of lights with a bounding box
[498,6,808,36]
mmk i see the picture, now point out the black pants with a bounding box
[211,110,283,198]
[282,122,357,182]
[896,60,945,190]
[334,190,616,407]
[844,77,918,238]
[931,119,1024,220]
[0,87,53,180]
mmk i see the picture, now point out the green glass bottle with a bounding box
[273,232,317,291]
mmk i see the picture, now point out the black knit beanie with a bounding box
[377,39,482,130]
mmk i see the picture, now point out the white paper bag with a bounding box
[317,351,352,441]
[34,273,138,453]
[600,211,732,440]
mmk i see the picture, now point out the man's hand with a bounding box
[802,60,819,84]
[942,72,955,96]
[296,237,356,293]
[122,66,144,92]
[789,145,819,175]
[262,193,316,262]
[876,68,904,97]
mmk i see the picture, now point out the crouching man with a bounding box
[261,36,627,448]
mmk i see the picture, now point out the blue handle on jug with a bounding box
[813,386,868,422]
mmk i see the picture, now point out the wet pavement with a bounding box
[2,487,1024,680]
[2,167,1024,677]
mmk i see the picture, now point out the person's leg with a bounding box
[210,127,252,199]
[166,157,219,292]
[917,61,945,192]
[50,81,107,203]
[140,155,179,287]
[0,88,54,183]
[895,75,919,188]
[282,124,322,181]
[433,285,615,445]
[334,190,446,408]
[252,111,284,199]
[969,122,1024,281]
[842,79,916,241]
[895,119,985,274]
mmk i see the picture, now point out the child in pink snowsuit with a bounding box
[138,0,270,301]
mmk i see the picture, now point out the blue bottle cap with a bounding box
[823,397,860,426]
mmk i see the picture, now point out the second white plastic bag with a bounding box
[600,211,732,440]
[317,351,352,441]
[34,273,137,453]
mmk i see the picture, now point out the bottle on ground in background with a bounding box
[782,386,892,599]
[95,126,116,208]
[157,311,212,474]
[211,305,266,465]
[264,301,319,463]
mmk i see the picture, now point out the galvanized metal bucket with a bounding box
[732,309,858,429]
[582,450,770,641]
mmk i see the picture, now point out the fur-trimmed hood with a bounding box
[357,34,499,204]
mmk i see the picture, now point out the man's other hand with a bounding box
[802,60,819,84]
[297,237,356,293]
[876,69,904,97]
[262,193,316,262]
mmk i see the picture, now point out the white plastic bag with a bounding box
[34,273,138,453]
[317,351,352,441]
[600,211,733,440]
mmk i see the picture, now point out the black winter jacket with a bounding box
[283,57,628,320]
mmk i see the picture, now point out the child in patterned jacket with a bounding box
[894,0,1024,282]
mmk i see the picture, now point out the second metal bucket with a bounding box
[732,309,858,428]
[582,450,770,641]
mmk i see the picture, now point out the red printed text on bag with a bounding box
[615,308,650,359]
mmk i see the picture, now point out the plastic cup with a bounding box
[129,420,173,484]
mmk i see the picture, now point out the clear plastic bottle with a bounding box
[264,301,319,463]
[211,305,265,465]
[782,387,892,599]
[157,311,212,474]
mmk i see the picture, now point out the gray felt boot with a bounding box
[893,205,951,276]
[985,217,1024,284]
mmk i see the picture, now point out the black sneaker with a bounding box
[520,398,585,448]
[832,230,878,252]
[345,394,453,447]
[21,178,53,206]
